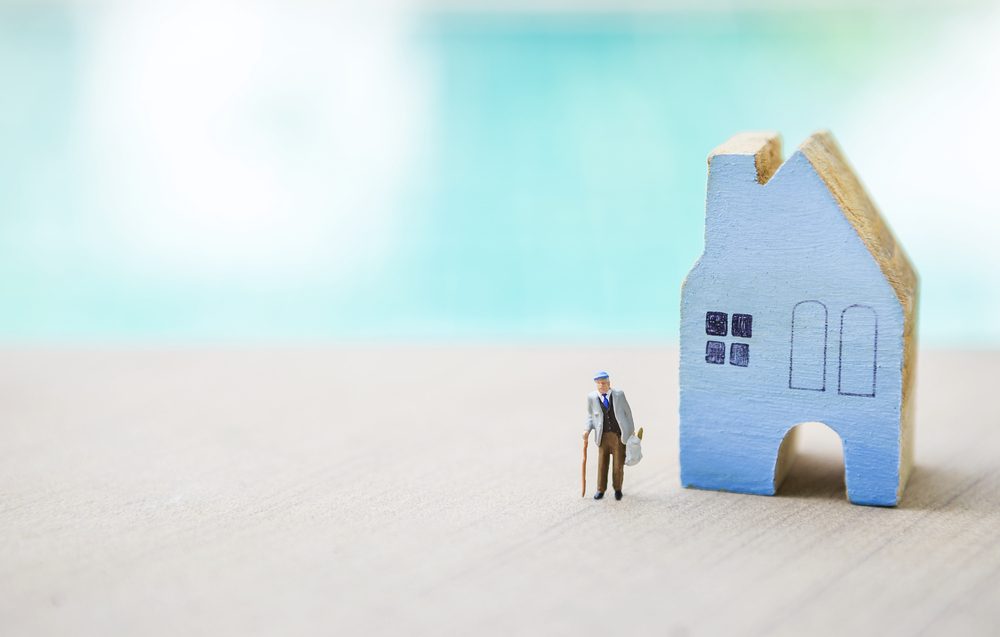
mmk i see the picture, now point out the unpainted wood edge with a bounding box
[774,426,798,490]
[899,296,919,495]
[708,131,783,185]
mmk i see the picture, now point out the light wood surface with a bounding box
[1,347,997,636]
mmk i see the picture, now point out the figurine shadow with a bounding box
[778,454,982,511]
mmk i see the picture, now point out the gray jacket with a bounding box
[585,389,635,446]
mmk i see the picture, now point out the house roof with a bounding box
[798,131,918,324]
[708,131,918,322]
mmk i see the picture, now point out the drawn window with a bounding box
[706,312,728,336]
[789,300,828,391]
[732,314,752,338]
[704,310,752,367]
[705,341,726,364]
[838,305,877,397]
[730,343,749,367]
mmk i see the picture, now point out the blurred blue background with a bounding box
[1,1,997,344]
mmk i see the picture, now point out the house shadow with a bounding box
[777,454,985,511]
[897,464,988,512]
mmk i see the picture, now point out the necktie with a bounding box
[602,394,609,409]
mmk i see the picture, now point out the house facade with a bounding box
[679,131,918,507]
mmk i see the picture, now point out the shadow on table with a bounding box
[777,452,989,511]
[899,464,992,511]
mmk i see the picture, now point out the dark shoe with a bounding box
[614,490,623,500]
[593,491,605,500]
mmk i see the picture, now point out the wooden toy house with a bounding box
[679,131,918,506]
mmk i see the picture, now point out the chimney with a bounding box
[703,132,782,254]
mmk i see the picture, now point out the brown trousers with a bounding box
[597,431,626,493]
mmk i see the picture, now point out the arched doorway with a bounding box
[776,421,846,499]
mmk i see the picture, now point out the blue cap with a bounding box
[593,370,609,380]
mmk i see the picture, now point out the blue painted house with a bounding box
[679,131,918,507]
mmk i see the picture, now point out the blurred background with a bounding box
[1,0,997,345]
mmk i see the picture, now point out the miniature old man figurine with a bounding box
[583,371,636,500]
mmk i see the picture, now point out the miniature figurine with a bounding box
[679,131,918,507]
[583,371,637,501]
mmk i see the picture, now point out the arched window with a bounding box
[789,301,828,391]
[838,305,877,397]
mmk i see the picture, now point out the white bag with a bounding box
[624,433,643,466]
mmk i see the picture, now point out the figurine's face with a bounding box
[595,378,611,393]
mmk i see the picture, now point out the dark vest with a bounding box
[601,393,622,436]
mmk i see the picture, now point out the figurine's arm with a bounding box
[583,397,595,439]
[619,392,634,430]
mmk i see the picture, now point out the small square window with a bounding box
[730,343,749,367]
[705,340,726,364]
[732,313,753,338]
[706,312,728,336]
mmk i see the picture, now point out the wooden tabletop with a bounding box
[1,347,996,636]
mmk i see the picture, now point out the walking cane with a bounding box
[581,434,589,497]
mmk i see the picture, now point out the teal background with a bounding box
[1,4,996,344]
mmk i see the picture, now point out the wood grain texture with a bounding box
[0,347,997,636]
[681,131,917,505]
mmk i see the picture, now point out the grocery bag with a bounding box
[624,432,643,466]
